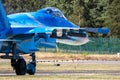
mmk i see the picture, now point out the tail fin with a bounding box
[0,0,10,35]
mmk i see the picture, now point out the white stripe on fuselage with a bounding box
[25,13,43,26]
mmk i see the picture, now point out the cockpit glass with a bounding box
[46,9,53,14]
[53,11,63,17]
[46,7,67,20]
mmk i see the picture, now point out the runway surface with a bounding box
[0,70,120,76]
[0,60,120,76]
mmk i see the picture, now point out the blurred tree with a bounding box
[104,0,120,37]
[3,0,47,14]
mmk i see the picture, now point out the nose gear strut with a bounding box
[27,53,36,75]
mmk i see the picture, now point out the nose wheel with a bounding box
[27,62,36,75]
[27,53,36,75]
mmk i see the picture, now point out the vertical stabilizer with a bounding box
[0,0,10,35]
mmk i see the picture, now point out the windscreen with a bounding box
[46,7,67,20]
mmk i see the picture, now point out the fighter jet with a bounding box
[0,0,109,75]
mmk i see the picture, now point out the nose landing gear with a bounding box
[27,53,36,75]
[11,53,36,75]
[11,43,37,75]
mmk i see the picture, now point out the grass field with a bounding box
[36,52,120,60]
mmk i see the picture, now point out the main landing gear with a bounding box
[11,58,27,75]
[11,43,36,75]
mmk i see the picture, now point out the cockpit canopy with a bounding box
[38,7,67,20]
[36,7,78,27]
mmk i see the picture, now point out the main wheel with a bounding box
[15,59,27,75]
[27,62,36,75]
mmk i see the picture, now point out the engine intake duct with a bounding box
[51,29,87,39]
[50,29,68,39]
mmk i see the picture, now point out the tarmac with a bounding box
[0,70,120,76]
[0,60,120,76]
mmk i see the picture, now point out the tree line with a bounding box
[2,0,120,37]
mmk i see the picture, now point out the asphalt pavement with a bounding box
[0,60,120,76]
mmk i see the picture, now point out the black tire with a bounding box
[15,59,27,75]
[27,62,36,75]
